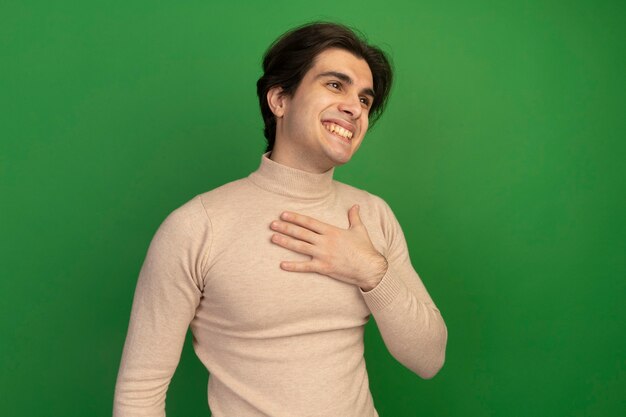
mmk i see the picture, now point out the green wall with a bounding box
[1,1,624,416]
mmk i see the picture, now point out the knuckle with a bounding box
[294,227,305,240]
[319,260,332,274]
[281,236,292,247]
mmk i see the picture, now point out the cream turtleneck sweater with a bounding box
[114,152,447,417]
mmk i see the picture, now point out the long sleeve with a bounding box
[360,198,448,379]
[113,196,213,416]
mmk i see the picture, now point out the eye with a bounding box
[327,81,341,90]
[360,96,372,108]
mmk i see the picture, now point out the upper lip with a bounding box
[322,118,356,135]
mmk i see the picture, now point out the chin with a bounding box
[326,151,354,167]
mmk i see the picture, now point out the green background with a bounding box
[2,1,624,416]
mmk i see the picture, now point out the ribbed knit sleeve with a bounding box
[113,196,212,417]
[360,198,448,379]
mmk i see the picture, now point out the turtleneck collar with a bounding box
[247,152,335,200]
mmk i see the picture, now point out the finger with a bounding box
[280,260,318,273]
[271,233,317,256]
[347,204,362,229]
[280,211,329,234]
[270,220,319,244]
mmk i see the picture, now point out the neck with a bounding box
[269,143,334,174]
[247,152,335,200]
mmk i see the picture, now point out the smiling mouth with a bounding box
[322,122,353,141]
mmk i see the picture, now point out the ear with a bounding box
[267,86,287,118]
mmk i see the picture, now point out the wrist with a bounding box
[360,254,388,292]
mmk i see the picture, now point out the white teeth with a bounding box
[323,122,353,139]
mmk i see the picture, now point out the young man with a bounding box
[114,22,447,417]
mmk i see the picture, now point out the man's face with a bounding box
[272,48,375,172]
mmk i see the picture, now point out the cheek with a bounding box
[360,119,370,136]
[285,108,308,131]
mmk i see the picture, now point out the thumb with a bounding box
[348,204,362,229]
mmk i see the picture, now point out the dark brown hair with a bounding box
[256,22,393,152]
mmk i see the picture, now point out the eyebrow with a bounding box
[316,71,375,99]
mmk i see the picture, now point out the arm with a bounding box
[268,200,447,379]
[113,196,212,416]
[359,199,447,379]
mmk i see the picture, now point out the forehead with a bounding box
[306,48,373,87]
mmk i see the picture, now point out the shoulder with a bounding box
[333,180,404,248]
[155,194,211,241]
[196,177,256,213]
[333,180,395,216]
[160,176,255,231]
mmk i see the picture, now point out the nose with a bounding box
[338,94,362,119]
